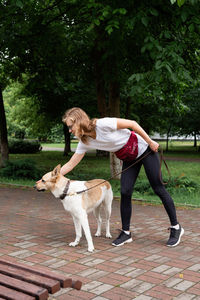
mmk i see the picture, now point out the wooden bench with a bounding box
[0,258,82,300]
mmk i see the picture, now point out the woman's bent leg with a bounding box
[142,150,184,247]
[142,150,178,226]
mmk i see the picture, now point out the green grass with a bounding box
[41,140,78,149]
[0,140,200,208]
[42,143,65,148]
[158,140,200,159]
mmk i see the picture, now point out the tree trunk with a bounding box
[93,38,109,158]
[94,53,108,159]
[108,80,121,179]
[0,87,9,167]
[108,81,120,117]
[194,132,197,148]
[93,33,121,178]
[63,123,71,156]
[93,36,107,117]
[110,152,122,178]
[166,135,169,152]
[166,125,171,152]
[95,64,107,117]
[125,96,131,119]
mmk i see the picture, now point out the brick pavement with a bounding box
[0,185,200,299]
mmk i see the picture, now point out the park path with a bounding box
[0,185,200,299]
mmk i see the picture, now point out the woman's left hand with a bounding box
[149,140,159,152]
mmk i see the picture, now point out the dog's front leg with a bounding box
[69,216,82,247]
[79,211,94,252]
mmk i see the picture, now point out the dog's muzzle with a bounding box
[34,185,46,192]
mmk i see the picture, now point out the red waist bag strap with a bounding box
[115,131,138,161]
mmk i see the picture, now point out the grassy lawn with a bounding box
[41,140,78,149]
[0,140,200,208]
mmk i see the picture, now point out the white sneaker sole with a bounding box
[112,237,133,247]
[167,227,184,247]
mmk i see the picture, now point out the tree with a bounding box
[0,59,19,166]
[0,87,9,167]
[0,0,74,161]
[1,0,200,170]
[120,0,200,147]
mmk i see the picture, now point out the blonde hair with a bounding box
[62,107,96,143]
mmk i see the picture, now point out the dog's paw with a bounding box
[69,241,79,247]
[106,233,112,238]
[95,231,101,237]
[88,246,95,252]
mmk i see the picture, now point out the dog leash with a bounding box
[62,147,170,198]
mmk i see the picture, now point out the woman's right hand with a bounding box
[149,140,159,152]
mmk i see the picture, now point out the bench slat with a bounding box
[0,263,60,294]
[0,258,71,288]
[0,273,48,300]
[0,284,35,300]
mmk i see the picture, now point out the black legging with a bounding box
[120,147,178,230]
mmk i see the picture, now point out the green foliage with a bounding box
[134,180,151,193]
[1,0,200,146]
[167,175,199,193]
[47,124,65,143]
[134,175,199,196]
[14,128,25,139]
[4,79,68,141]
[170,0,199,6]
[8,139,42,154]
[177,87,200,138]
[0,159,43,180]
[3,77,58,140]
[170,0,185,7]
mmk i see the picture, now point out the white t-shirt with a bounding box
[75,117,148,158]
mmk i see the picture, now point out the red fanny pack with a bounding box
[115,131,138,161]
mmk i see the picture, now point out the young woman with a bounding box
[61,107,184,247]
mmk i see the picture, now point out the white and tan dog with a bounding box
[35,165,113,252]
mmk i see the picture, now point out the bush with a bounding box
[134,180,151,193]
[0,159,43,180]
[8,139,42,154]
[14,128,25,139]
[166,175,200,194]
[134,176,199,196]
[47,124,64,143]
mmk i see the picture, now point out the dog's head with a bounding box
[35,164,61,192]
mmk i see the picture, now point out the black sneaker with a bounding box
[112,231,133,247]
[167,224,184,247]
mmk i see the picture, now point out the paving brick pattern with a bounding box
[0,185,200,299]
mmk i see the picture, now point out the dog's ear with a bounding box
[52,164,61,177]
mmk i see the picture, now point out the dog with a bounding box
[35,165,113,252]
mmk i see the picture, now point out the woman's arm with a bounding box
[117,118,159,152]
[60,152,85,175]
